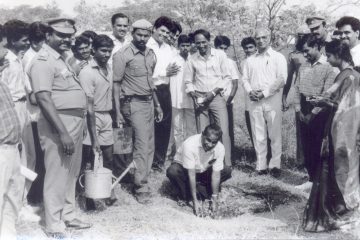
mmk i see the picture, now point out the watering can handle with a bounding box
[93,149,103,172]
[78,173,85,188]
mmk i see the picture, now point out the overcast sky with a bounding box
[0,0,360,17]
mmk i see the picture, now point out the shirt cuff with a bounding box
[185,84,195,93]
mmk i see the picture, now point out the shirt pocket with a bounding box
[129,64,147,77]
[59,68,76,89]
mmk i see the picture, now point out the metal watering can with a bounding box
[79,151,136,199]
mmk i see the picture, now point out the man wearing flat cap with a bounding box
[113,19,163,204]
[28,18,91,238]
[306,16,331,43]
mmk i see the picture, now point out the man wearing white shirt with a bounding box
[109,13,132,61]
[214,35,239,155]
[335,16,360,66]
[241,28,287,177]
[147,16,179,170]
[184,29,232,167]
[169,34,196,151]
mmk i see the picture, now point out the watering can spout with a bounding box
[111,161,136,189]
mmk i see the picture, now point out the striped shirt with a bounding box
[0,81,21,145]
[295,54,336,107]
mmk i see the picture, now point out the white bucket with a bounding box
[80,167,113,199]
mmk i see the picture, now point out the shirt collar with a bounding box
[256,47,274,57]
[195,48,216,60]
[42,44,61,60]
[351,42,360,52]
[312,54,327,66]
[129,42,150,56]
[5,50,19,62]
[89,58,109,70]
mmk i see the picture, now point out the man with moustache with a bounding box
[336,16,360,66]
[28,18,91,238]
[184,29,232,167]
[113,19,163,204]
[68,35,92,75]
[241,28,287,177]
[110,13,131,58]
[306,16,331,43]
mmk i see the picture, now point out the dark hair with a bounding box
[304,34,324,51]
[154,16,173,30]
[173,21,182,34]
[0,24,4,42]
[241,37,256,49]
[335,16,360,39]
[295,33,310,52]
[92,34,114,49]
[193,29,210,41]
[72,35,90,52]
[111,13,129,25]
[214,35,230,48]
[177,34,190,46]
[203,124,223,140]
[325,39,354,66]
[4,20,29,46]
[81,30,98,41]
[188,32,195,43]
[28,21,48,44]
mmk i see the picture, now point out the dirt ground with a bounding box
[17,161,360,240]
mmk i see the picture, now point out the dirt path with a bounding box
[17,163,360,240]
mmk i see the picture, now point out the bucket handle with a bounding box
[78,173,85,188]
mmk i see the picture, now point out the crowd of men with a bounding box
[1,10,360,239]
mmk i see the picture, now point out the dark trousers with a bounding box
[299,111,328,182]
[27,122,45,204]
[166,162,232,200]
[245,110,272,162]
[81,144,113,170]
[227,103,235,157]
[153,84,172,166]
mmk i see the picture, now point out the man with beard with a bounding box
[68,35,92,75]
[79,35,117,209]
[28,18,91,238]
[113,19,163,204]
[184,29,232,167]
[336,16,360,66]
[241,28,287,177]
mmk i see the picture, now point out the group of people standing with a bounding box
[0,10,360,239]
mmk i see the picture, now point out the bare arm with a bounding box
[86,97,100,152]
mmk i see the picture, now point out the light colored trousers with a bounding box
[0,145,21,240]
[171,107,196,149]
[248,91,283,171]
[38,113,84,232]
[14,101,37,205]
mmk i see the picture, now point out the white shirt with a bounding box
[223,58,240,101]
[174,134,224,173]
[242,47,287,98]
[184,48,231,93]
[146,37,174,85]
[169,53,193,109]
[23,47,40,121]
[351,43,360,67]
[109,34,132,66]
[1,50,27,101]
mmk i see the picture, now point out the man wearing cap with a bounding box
[336,16,360,66]
[113,19,163,204]
[28,18,91,237]
[306,16,331,44]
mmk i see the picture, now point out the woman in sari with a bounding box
[302,39,360,232]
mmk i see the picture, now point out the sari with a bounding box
[303,67,360,232]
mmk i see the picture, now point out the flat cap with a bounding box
[47,18,76,34]
[306,16,325,29]
[132,19,152,31]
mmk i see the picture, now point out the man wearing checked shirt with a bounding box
[184,28,232,167]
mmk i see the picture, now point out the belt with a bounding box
[15,96,27,102]
[57,109,86,118]
[123,94,153,102]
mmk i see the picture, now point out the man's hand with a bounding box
[0,59,9,73]
[60,132,75,156]
[166,63,181,77]
[193,199,203,217]
[189,91,202,110]
[303,113,314,124]
[282,97,289,112]
[203,91,215,105]
[155,105,163,122]
[254,90,264,101]
[92,140,101,153]
[249,90,259,102]
[115,113,125,128]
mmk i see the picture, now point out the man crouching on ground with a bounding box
[166,124,232,216]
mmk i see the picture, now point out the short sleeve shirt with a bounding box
[79,59,113,111]
[113,43,156,96]
[29,44,87,110]
[174,134,225,173]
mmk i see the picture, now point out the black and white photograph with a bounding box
[0,0,360,239]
